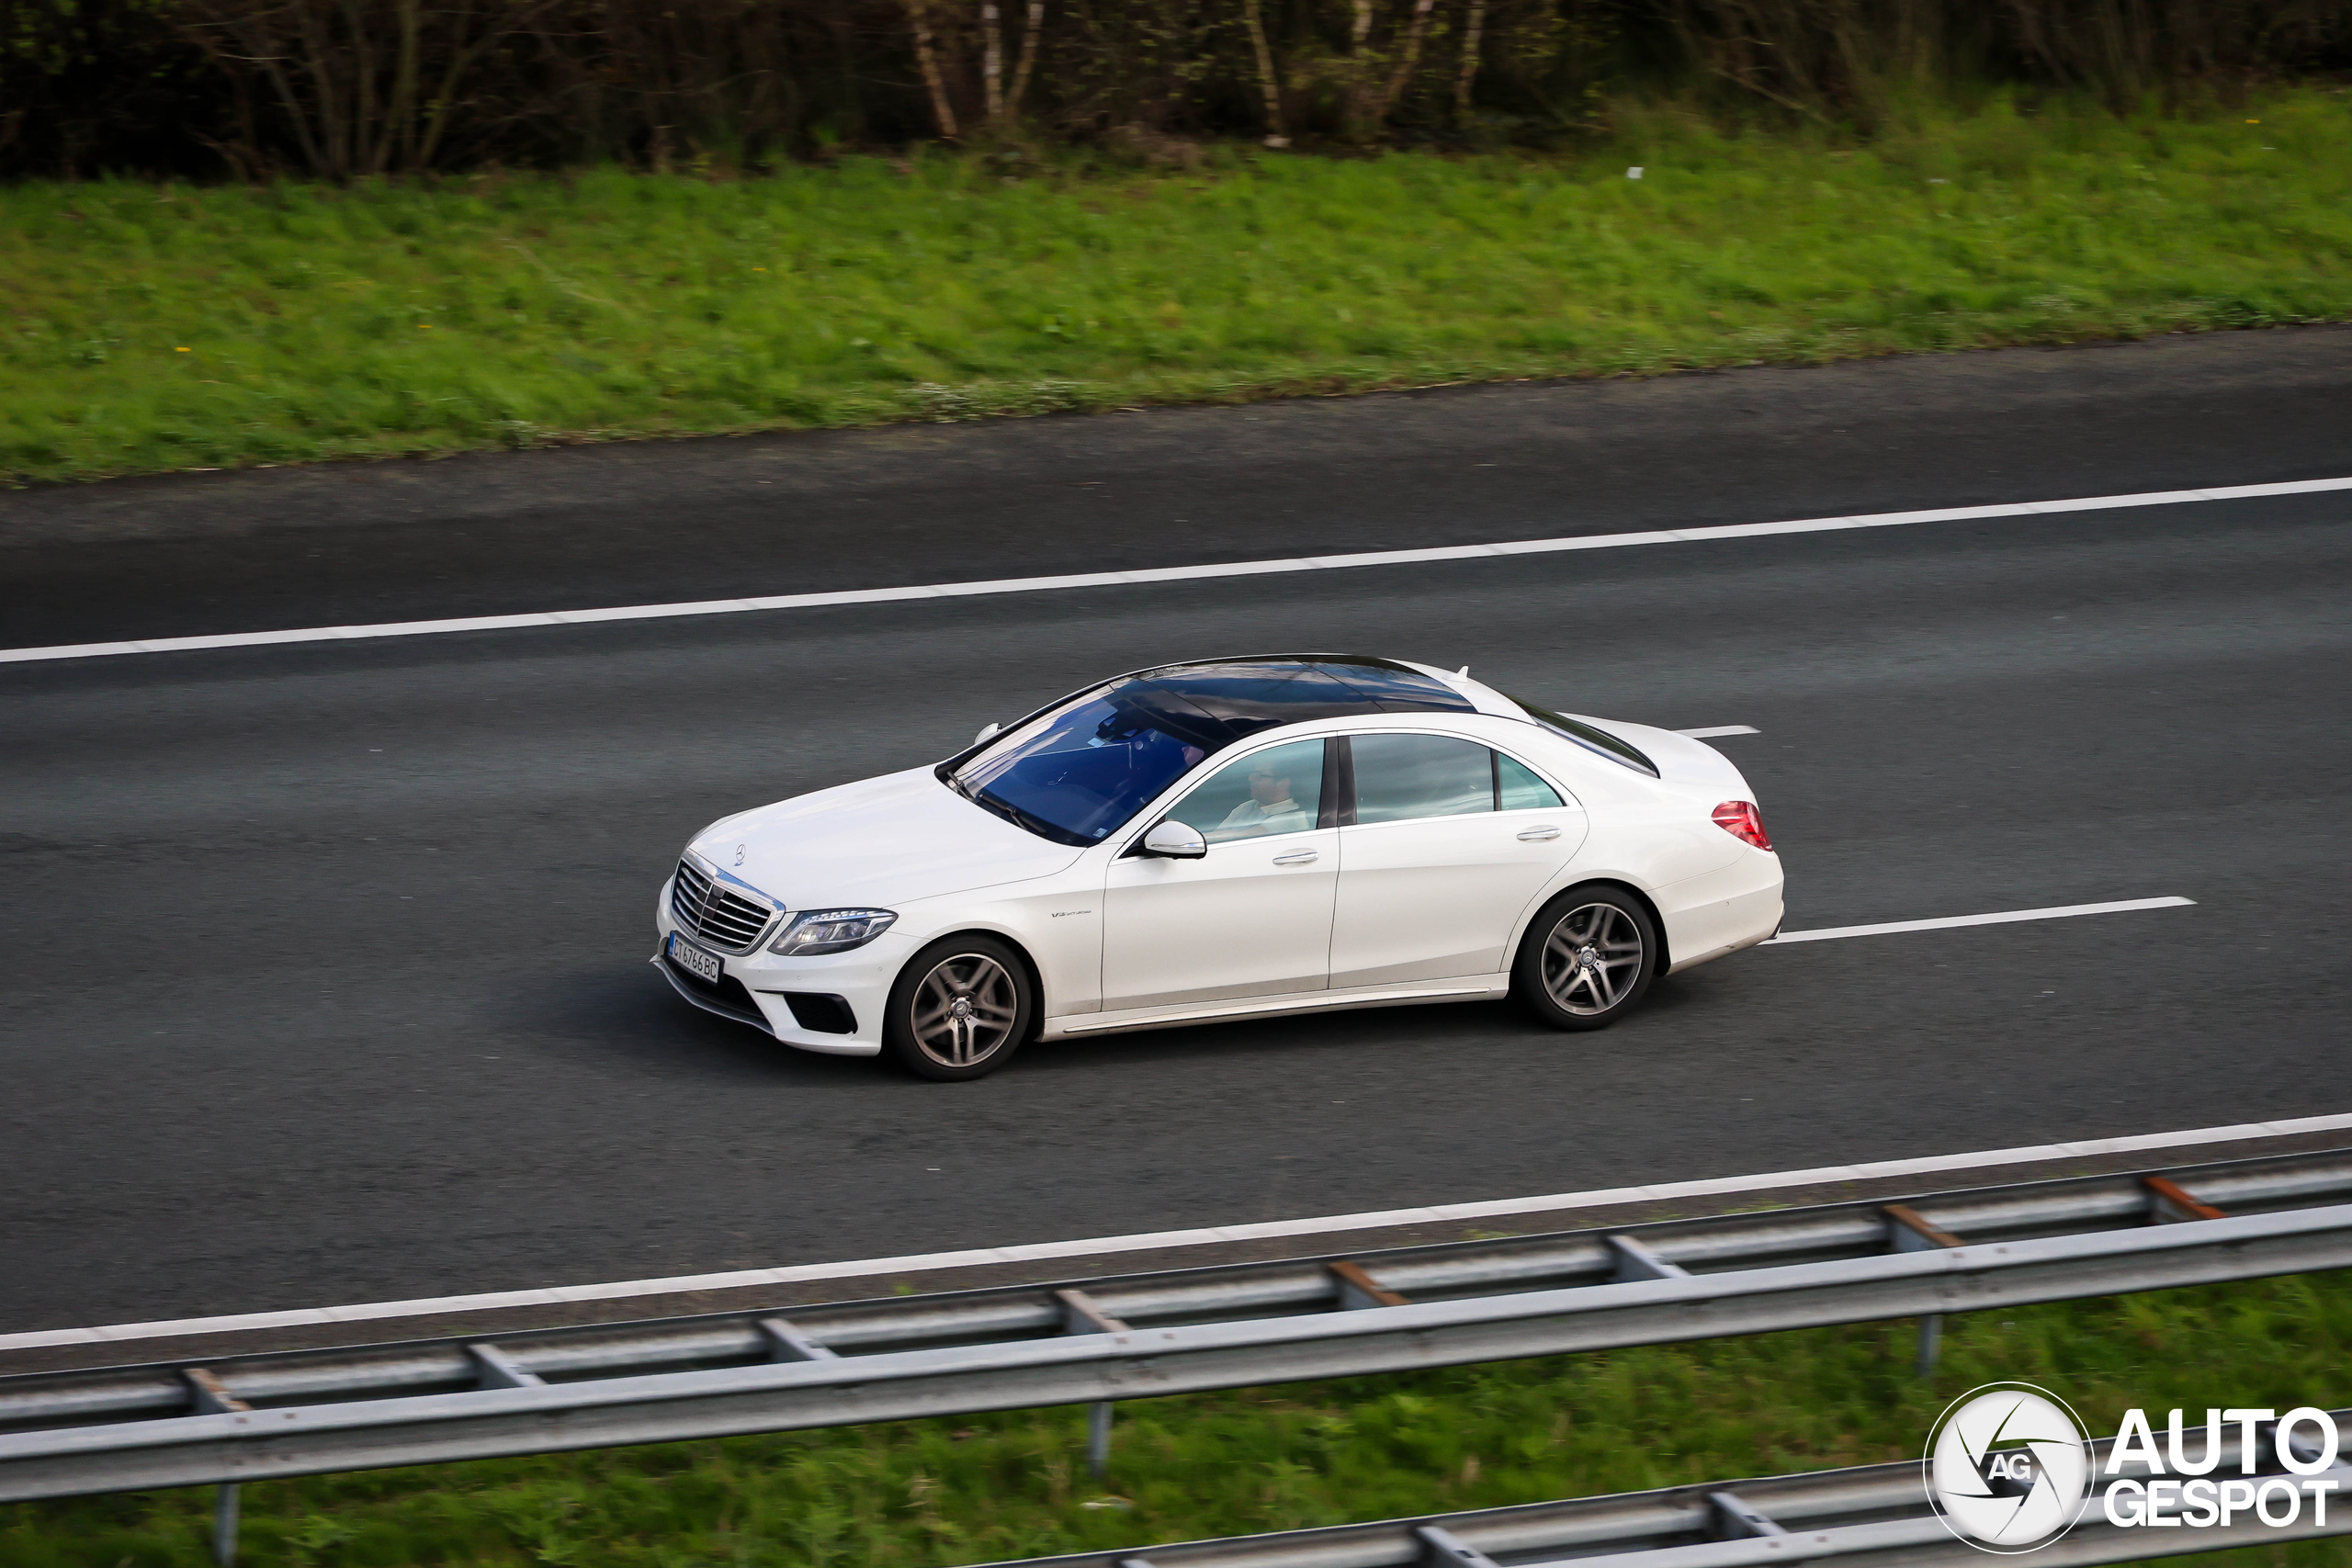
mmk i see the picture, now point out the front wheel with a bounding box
[1514,885,1658,1031]
[884,935,1035,1080]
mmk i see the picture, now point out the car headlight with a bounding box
[769,908,898,956]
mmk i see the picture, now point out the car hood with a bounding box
[689,766,1087,910]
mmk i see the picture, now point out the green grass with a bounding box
[6,1272,2352,1566]
[5,90,2350,486]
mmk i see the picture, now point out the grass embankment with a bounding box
[5,1272,2350,1566]
[5,91,2350,486]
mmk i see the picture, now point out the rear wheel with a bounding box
[884,935,1034,1080]
[1514,885,1658,1031]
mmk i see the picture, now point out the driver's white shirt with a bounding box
[1218,796,1311,837]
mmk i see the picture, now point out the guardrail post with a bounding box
[1057,1289,1129,1477]
[1605,1235,1690,1282]
[1707,1489,1787,1539]
[1087,1401,1114,1477]
[1329,1259,1413,1309]
[756,1318,838,1362]
[1913,1312,1943,1377]
[1414,1522,1503,1565]
[183,1369,249,1566]
[1883,1205,1964,1377]
[212,1481,241,1567]
[465,1344,545,1389]
[2145,1176,2230,1224]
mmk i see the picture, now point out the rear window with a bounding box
[1510,696,1659,777]
[1497,751,1565,809]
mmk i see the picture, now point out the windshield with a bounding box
[952,685,1215,846]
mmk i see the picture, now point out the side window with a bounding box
[1164,738,1328,843]
[1497,751,1565,810]
[1351,733,1493,825]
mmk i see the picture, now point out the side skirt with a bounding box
[1041,975,1510,1042]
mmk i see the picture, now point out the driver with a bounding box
[1218,761,1311,838]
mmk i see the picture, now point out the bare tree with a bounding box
[1345,0,1376,128]
[1242,0,1285,143]
[1005,0,1046,117]
[982,0,1003,118]
[1374,0,1439,120]
[1454,0,1485,121]
[175,0,551,177]
[984,0,1046,124]
[904,0,959,136]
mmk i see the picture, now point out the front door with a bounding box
[1329,733,1585,987]
[1101,737,1339,1010]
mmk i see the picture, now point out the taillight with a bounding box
[1713,800,1772,852]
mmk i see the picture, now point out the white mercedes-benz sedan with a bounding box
[655,655,1782,1079]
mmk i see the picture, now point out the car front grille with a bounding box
[671,858,776,952]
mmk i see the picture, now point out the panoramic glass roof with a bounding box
[1126,655,1476,747]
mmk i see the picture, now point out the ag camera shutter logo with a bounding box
[1925,1383,2093,1552]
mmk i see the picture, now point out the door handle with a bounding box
[1516,826,1562,841]
[1272,849,1320,865]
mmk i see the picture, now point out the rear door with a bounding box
[1329,733,1586,987]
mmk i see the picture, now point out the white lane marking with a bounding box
[6,475,2348,665]
[1769,896,2195,944]
[1676,725,1760,738]
[6,1103,2340,1353]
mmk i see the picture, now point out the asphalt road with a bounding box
[4,331,2349,1334]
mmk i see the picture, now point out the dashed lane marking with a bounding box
[1769,896,2196,944]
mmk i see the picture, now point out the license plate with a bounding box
[667,932,723,984]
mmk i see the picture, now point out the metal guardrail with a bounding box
[967,1412,2352,1568]
[2,1149,2348,1512]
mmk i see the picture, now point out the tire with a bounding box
[883,934,1035,1081]
[1513,884,1660,1032]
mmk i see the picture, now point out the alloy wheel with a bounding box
[910,953,1021,1068]
[1540,902,1645,1016]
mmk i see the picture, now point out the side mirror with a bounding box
[1140,819,1207,859]
[974,721,1001,746]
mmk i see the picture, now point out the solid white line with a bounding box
[6,1103,2342,1354]
[6,475,2348,666]
[1768,896,2196,944]
[1676,725,1760,739]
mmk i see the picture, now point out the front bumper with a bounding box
[654,883,892,1056]
[651,949,776,1034]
